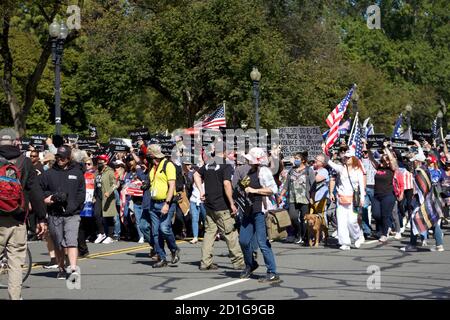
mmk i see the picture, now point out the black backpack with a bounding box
[160,159,185,193]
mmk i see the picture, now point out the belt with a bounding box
[152,199,167,203]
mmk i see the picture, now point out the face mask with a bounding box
[43,164,49,171]
[294,160,302,167]
[97,163,105,171]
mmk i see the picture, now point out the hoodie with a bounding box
[39,160,86,216]
[0,145,46,222]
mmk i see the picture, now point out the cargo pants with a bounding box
[200,209,244,268]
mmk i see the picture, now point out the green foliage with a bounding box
[1,0,449,137]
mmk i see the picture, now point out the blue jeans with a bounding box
[362,187,374,235]
[410,222,443,247]
[150,202,179,260]
[371,193,396,237]
[114,190,121,237]
[190,201,206,238]
[133,203,144,240]
[140,208,154,246]
[239,212,277,274]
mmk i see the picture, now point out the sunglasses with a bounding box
[30,155,39,158]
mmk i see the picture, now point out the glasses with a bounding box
[30,155,39,158]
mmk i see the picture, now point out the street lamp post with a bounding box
[250,67,261,134]
[352,91,359,117]
[49,19,68,136]
[437,110,444,140]
[405,104,412,131]
[440,98,447,135]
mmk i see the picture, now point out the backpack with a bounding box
[160,159,185,192]
[0,156,26,215]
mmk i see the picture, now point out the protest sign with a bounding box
[77,137,98,151]
[109,138,132,152]
[278,126,323,160]
[390,138,409,151]
[412,130,433,144]
[367,134,386,149]
[128,128,150,142]
[63,134,79,145]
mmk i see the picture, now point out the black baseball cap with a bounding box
[56,145,72,159]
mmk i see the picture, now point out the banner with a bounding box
[390,138,409,151]
[29,134,48,152]
[109,138,132,152]
[63,134,79,145]
[278,126,323,160]
[77,137,98,151]
[128,128,150,142]
[412,130,433,144]
[367,134,386,149]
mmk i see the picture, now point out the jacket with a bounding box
[39,160,86,216]
[100,166,118,217]
[0,145,46,222]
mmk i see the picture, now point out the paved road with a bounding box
[1,225,450,300]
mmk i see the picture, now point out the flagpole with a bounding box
[223,100,226,127]
[348,112,359,145]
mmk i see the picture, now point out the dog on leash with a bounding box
[305,213,328,247]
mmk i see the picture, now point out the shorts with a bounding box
[48,215,81,249]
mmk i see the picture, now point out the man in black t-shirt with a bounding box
[194,158,244,271]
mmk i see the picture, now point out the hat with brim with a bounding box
[43,152,55,163]
[344,150,355,158]
[410,154,426,162]
[147,144,165,158]
[114,160,125,166]
[244,147,268,165]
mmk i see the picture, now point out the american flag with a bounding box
[325,86,355,153]
[432,118,438,138]
[349,121,363,159]
[322,118,351,141]
[392,114,404,138]
[195,103,226,130]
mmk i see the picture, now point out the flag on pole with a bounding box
[194,103,226,130]
[323,118,352,141]
[325,85,355,153]
[349,116,363,159]
[392,114,405,138]
[432,118,438,138]
[366,123,374,137]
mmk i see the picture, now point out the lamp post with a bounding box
[352,91,359,117]
[250,67,261,135]
[437,111,443,140]
[49,19,68,136]
[405,104,412,131]
[440,98,447,135]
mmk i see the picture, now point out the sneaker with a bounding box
[43,258,58,269]
[240,262,259,279]
[152,260,168,268]
[400,245,418,252]
[234,263,246,270]
[199,263,219,271]
[78,251,89,259]
[332,231,338,238]
[102,237,114,244]
[294,238,304,244]
[339,245,351,251]
[56,269,68,280]
[430,245,444,252]
[138,237,144,244]
[189,237,198,244]
[258,273,281,284]
[354,236,365,249]
[421,240,428,247]
[394,232,402,240]
[112,235,120,241]
[429,229,434,235]
[67,268,80,284]
[379,236,388,243]
[405,222,411,229]
[400,227,406,234]
[170,248,180,264]
[94,234,107,244]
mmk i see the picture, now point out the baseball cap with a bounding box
[409,153,426,162]
[344,150,355,158]
[147,144,165,158]
[0,128,17,144]
[56,145,72,159]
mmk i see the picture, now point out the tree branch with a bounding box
[37,4,51,23]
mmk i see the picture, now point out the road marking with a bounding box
[174,278,250,300]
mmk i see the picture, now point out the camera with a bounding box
[140,182,150,191]
[51,192,68,204]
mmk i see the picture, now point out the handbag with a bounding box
[265,209,291,241]
[346,166,361,208]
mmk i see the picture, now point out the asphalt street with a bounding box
[1,225,450,300]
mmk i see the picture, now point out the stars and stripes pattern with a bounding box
[322,118,351,141]
[325,86,355,153]
[432,118,438,138]
[392,114,404,138]
[195,103,226,130]
[349,120,363,159]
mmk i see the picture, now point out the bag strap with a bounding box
[345,165,357,193]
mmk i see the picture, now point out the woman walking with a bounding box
[326,150,365,250]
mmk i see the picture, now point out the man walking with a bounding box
[147,144,181,268]
[0,128,47,300]
[40,145,85,280]
[194,152,245,270]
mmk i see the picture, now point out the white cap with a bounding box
[344,150,355,158]
[410,154,426,162]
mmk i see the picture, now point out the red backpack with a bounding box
[0,157,26,215]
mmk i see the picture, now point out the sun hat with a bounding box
[146,144,165,158]
[244,147,268,165]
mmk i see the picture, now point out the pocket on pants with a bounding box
[221,211,236,234]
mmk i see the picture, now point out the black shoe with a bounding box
[152,260,168,268]
[258,273,281,283]
[56,269,68,280]
[400,245,418,252]
[199,263,219,271]
[43,258,59,269]
[78,251,89,258]
[171,249,180,264]
[283,237,295,244]
[240,262,259,279]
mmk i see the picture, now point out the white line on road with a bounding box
[174,278,250,300]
